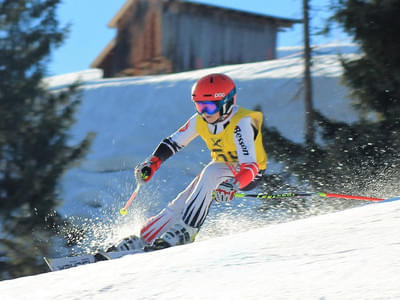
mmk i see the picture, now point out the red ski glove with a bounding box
[134,156,161,184]
[214,178,240,202]
[214,162,260,202]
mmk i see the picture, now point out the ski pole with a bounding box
[234,191,384,202]
[120,184,141,216]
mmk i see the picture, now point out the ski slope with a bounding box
[40,43,374,258]
[2,43,399,298]
[45,43,362,221]
[1,197,399,299]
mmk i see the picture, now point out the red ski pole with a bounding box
[318,192,384,202]
[120,184,141,216]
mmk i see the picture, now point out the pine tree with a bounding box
[0,0,92,279]
[330,0,400,182]
[258,0,400,217]
[334,0,400,121]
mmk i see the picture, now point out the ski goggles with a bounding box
[194,101,220,115]
[194,88,236,115]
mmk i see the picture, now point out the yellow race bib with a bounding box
[196,107,267,170]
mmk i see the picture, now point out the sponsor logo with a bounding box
[234,126,249,155]
[214,93,225,98]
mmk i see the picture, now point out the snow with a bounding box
[53,43,360,220]
[1,44,399,299]
[43,68,104,89]
[1,197,399,299]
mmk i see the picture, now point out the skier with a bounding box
[112,73,267,251]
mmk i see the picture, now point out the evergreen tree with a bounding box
[334,0,400,121]
[258,0,400,216]
[0,0,92,279]
[329,0,400,182]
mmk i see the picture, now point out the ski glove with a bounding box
[214,178,240,202]
[134,156,161,184]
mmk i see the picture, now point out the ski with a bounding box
[43,236,172,271]
[43,249,145,272]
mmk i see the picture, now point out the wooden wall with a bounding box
[162,1,278,73]
[99,0,284,77]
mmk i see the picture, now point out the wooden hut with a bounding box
[91,0,300,77]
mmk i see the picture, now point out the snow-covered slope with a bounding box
[3,44,398,299]
[39,43,392,256]
[1,197,399,300]
[48,44,360,222]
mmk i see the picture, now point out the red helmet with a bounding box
[191,73,236,118]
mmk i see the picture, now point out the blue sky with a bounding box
[49,0,350,76]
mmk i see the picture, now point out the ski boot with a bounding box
[106,235,146,252]
[94,252,111,262]
[146,221,198,251]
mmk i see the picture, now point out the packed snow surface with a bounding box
[1,197,399,299]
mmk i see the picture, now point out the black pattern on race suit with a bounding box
[181,162,234,228]
[153,137,183,162]
[183,190,209,228]
[140,161,263,243]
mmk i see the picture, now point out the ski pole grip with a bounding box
[141,166,152,180]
